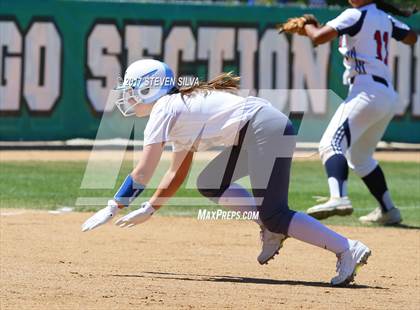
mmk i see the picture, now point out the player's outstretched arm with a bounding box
[81,143,164,231]
[148,149,194,209]
[304,24,338,46]
[115,149,194,228]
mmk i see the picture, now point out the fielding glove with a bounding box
[81,200,120,232]
[277,14,319,36]
[115,201,155,228]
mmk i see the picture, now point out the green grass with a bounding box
[0,160,419,227]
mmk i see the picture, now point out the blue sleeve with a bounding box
[114,175,145,207]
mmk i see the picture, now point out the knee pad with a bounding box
[348,157,378,177]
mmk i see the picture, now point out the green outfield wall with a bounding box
[0,0,419,142]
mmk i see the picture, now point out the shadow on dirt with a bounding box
[110,271,388,290]
[391,223,420,230]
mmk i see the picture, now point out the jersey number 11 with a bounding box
[374,30,389,65]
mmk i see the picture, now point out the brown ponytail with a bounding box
[374,0,417,17]
[179,71,240,97]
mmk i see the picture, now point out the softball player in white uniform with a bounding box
[302,0,417,224]
[82,59,371,286]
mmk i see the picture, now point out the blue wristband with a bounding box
[114,175,145,207]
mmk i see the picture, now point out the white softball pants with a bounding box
[319,75,399,177]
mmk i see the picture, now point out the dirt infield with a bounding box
[1,210,419,309]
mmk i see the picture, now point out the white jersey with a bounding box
[327,3,410,85]
[143,90,270,151]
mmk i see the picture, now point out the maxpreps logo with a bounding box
[197,209,259,221]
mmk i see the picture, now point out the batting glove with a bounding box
[81,200,120,232]
[115,201,155,228]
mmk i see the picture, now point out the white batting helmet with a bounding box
[108,59,175,117]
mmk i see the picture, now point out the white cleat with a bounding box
[257,227,287,265]
[359,207,402,225]
[307,197,353,220]
[331,240,371,287]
